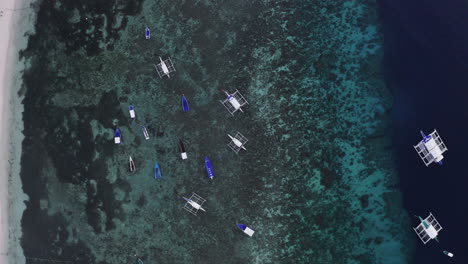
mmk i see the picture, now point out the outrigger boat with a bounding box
[142,126,150,140]
[227,132,248,153]
[205,157,215,179]
[154,57,176,78]
[237,224,255,237]
[182,95,190,112]
[220,89,248,115]
[413,212,442,244]
[413,129,448,166]
[129,156,135,172]
[154,163,161,179]
[145,27,150,39]
[114,128,122,144]
[179,139,187,160]
[182,193,206,216]
[129,105,136,119]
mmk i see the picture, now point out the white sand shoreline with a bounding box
[0,0,36,263]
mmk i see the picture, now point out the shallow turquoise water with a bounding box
[19,0,411,263]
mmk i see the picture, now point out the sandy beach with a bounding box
[0,0,35,263]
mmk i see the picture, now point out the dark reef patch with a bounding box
[20,0,145,261]
[320,167,336,189]
[136,194,146,208]
[359,194,370,208]
[33,0,144,56]
[21,201,94,263]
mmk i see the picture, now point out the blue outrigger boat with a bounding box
[154,163,161,179]
[182,95,190,112]
[205,157,215,179]
[114,128,121,144]
[145,27,150,39]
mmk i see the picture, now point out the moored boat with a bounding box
[142,126,150,140]
[205,157,215,179]
[129,105,136,119]
[237,224,255,237]
[145,27,150,39]
[182,95,190,112]
[129,156,135,172]
[179,139,187,160]
[154,163,161,179]
[114,128,122,144]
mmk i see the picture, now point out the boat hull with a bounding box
[129,105,135,119]
[205,157,215,179]
[145,27,150,39]
[154,163,161,179]
[182,95,190,112]
[237,224,255,237]
[129,156,135,172]
[179,139,187,160]
[142,126,150,140]
[114,128,121,144]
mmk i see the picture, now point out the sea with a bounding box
[381,0,468,263]
[14,0,467,263]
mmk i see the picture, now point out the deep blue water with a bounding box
[381,0,468,262]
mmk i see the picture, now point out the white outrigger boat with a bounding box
[220,89,248,115]
[154,57,176,78]
[237,224,255,237]
[413,212,442,244]
[443,250,454,257]
[227,132,248,153]
[129,156,135,172]
[129,105,136,119]
[182,193,206,216]
[413,129,447,166]
[142,126,150,140]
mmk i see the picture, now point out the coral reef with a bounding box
[19,0,411,263]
